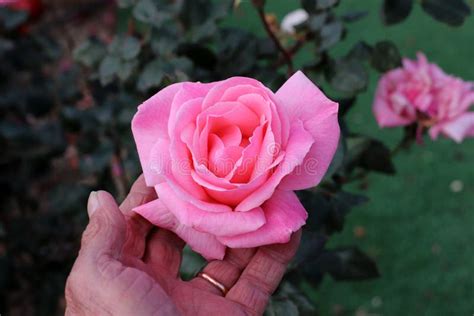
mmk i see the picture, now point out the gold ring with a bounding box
[197,272,227,295]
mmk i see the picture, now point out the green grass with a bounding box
[230,1,474,315]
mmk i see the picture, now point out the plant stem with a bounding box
[254,5,294,76]
[275,36,308,67]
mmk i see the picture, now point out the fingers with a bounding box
[226,230,302,315]
[189,248,256,295]
[119,174,156,214]
[143,229,185,278]
[119,175,157,258]
[81,190,126,262]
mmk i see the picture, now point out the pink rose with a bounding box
[373,52,474,143]
[131,71,339,259]
[426,74,474,142]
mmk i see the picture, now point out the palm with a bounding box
[66,176,300,315]
[123,212,299,316]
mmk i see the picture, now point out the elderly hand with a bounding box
[65,175,301,316]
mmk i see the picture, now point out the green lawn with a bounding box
[230,1,474,315]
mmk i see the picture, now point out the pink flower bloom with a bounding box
[426,75,474,142]
[132,71,340,259]
[373,52,474,143]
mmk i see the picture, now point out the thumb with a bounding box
[81,190,126,260]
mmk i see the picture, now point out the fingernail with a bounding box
[87,191,100,218]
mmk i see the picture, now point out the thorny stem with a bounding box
[275,36,308,68]
[253,4,294,77]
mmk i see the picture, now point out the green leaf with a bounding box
[0,8,29,30]
[325,137,345,178]
[99,56,121,86]
[346,41,373,61]
[301,0,339,12]
[0,38,14,55]
[307,13,327,32]
[421,0,471,26]
[341,10,368,23]
[80,141,114,174]
[277,283,316,315]
[151,26,180,56]
[326,58,368,95]
[180,247,205,280]
[293,230,327,268]
[257,38,278,59]
[217,28,258,76]
[133,0,157,23]
[211,0,234,20]
[313,246,380,281]
[318,20,344,51]
[117,0,136,8]
[73,39,106,67]
[316,0,339,9]
[137,60,165,92]
[337,97,357,117]
[109,35,141,60]
[371,41,402,72]
[179,0,212,29]
[298,190,345,235]
[189,19,218,42]
[265,298,299,316]
[121,36,141,60]
[169,57,193,73]
[345,136,396,174]
[176,43,217,69]
[117,60,138,81]
[382,0,413,25]
[331,191,369,216]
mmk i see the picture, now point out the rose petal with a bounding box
[132,83,183,186]
[168,82,214,136]
[208,134,243,177]
[156,182,266,236]
[237,92,285,146]
[147,138,171,185]
[250,125,277,180]
[133,199,225,260]
[229,122,267,183]
[202,170,269,206]
[218,190,307,248]
[166,177,231,213]
[202,78,265,110]
[216,125,242,147]
[430,112,474,143]
[236,119,313,212]
[275,71,340,190]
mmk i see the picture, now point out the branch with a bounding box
[254,4,294,76]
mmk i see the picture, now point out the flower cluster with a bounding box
[373,53,474,143]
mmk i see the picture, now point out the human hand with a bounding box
[65,175,301,316]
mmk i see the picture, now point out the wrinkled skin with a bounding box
[65,175,301,316]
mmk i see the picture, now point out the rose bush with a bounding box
[373,53,474,142]
[132,71,339,259]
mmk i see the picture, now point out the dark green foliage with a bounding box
[381,0,471,26]
[382,0,413,25]
[421,0,471,26]
[306,246,380,281]
[343,136,396,175]
[266,282,316,316]
[370,40,402,72]
[326,57,369,95]
[0,8,29,30]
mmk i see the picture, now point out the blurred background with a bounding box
[0,0,473,315]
